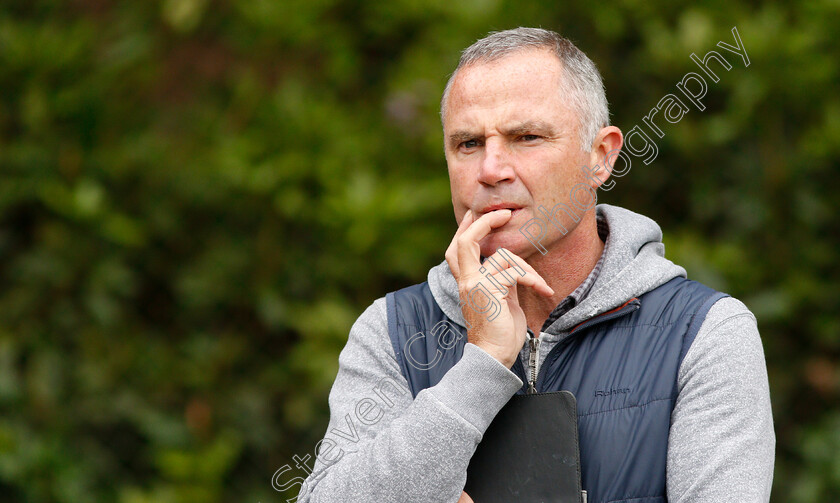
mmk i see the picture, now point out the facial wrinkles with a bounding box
[446,51,585,219]
[449,53,561,121]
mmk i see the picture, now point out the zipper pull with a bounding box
[527,330,540,394]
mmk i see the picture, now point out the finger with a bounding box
[445,210,475,279]
[485,266,554,298]
[482,248,554,297]
[507,273,521,305]
[455,210,513,278]
[454,209,476,239]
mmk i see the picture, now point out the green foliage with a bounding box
[0,0,838,501]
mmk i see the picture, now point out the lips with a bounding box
[478,203,523,215]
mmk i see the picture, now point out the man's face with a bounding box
[443,48,593,259]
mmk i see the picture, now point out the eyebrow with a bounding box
[447,120,559,149]
[502,120,559,137]
[447,130,476,148]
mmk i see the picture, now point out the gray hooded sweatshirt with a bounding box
[295,204,775,503]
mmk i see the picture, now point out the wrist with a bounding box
[473,341,517,369]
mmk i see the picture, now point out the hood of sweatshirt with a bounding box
[426,204,687,335]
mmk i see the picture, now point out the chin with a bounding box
[479,232,534,260]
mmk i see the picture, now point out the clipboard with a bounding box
[464,391,585,503]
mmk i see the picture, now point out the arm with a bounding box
[667,297,775,502]
[295,298,523,503]
[298,209,551,502]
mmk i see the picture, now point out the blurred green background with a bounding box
[1,0,839,501]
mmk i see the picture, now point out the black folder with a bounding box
[464,391,584,503]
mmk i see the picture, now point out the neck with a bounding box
[516,211,604,332]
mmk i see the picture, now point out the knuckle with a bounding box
[460,277,479,292]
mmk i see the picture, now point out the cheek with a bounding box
[522,152,587,206]
[448,165,474,196]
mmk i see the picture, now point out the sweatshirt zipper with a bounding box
[526,328,539,394]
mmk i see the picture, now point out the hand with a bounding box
[445,210,554,368]
[458,491,474,503]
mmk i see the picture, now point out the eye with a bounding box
[458,139,481,154]
[520,134,541,142]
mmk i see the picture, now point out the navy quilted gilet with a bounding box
[386,276,727,503]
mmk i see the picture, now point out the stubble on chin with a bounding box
[479,232,535,261]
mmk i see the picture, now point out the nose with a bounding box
[477,137,516,186]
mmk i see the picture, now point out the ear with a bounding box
[587,126,623,186]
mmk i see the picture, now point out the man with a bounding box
[296,27,774,503]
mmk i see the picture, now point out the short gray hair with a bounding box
[440,27,609,151]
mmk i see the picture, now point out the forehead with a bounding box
[444,48,574,131]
